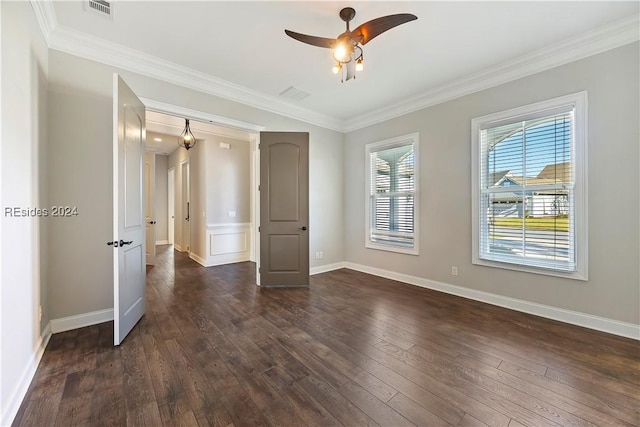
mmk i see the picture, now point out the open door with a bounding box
[145,152,156,265]
[112,74,146,345]
[259,132,309,287]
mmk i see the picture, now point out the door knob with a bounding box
[107,241,119,247]
[299,226,307,231]
[119,240,133,246]
[148,220,156,225]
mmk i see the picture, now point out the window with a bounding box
[366,133,419,255]
[471,92,587,279]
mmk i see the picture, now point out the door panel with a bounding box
[113,74,146,345]
[145,152,156,265]
[260,132,309,287]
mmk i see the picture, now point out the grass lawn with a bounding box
[494,217,569,232]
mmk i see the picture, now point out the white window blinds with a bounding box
[366,134,419,254]
[473,92,588,279]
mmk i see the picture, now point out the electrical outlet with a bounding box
[228,210,236,218]
[319,251,323,259]
[315,251,324,260]
[451,266,458,276]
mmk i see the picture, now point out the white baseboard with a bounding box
[174,244,183,252]
[155,240,169,245]
[190,252,250,267]
[310,262,346,276]
[1,323,52,426]
[343,262,640,340]
[189,252,207,267]
[50,308,114,333]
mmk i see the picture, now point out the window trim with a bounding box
[365,132,420,256]
[471,92,588,280]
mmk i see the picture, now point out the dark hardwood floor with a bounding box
[13,245,640,426]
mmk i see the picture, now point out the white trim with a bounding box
[189,252,207,267]
[343,15,639,132]
[471,91,588,280]
[0,324,52,427]
[343,262,639,340]
[29,0,57,41]
[206,222,251,230]
[50,308,114,333]
[310,262,346,276]
[28,3,638,133]
[156,240,170,245]
[43,25,343,131]
[365,133,419,256]
[142,98,265,134]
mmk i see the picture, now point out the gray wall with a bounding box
[0,1,49,422]
[47,49,345,320]
[154,154,169,243]
[344,43,640,325]
[205,136,250,225]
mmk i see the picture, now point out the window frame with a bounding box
[365,133,420,256]
[471,92,588,280]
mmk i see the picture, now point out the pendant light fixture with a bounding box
[177,118,197,150]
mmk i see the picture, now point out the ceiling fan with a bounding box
[285,7,417,82]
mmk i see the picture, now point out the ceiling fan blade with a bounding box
[284,30,336,49]
[352,13,418,45]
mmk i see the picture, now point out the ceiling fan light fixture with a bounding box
[332,42,353,63]
[355,53,364,72]
[284,7,417,83]
[178,118,197,151]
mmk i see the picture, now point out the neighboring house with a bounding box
[488,162,571,218]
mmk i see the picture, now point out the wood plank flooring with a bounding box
[13,245,640,426]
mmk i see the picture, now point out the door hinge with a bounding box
[259,267,261,274]
[258,226,260,232]
[258,144,261,150]
[258,184,260,191]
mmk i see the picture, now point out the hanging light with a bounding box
[177,118,197,150]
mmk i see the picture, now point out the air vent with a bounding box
[86,0,112,18]
[279,86,310,102]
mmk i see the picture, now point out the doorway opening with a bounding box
[142,99,263,281]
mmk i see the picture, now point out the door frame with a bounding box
[181,159,190,253]
[141,98,265,283]
[168,166,175,245]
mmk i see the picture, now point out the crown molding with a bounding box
[30,0,57,41]
[30,1,344,132]
[30,1,638,134]
[343,14,640,132]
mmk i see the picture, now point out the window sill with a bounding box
[366,242,419,256]
[472,257,587,281]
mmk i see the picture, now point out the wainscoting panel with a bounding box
[206,223,251,267]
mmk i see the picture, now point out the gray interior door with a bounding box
[260,132,309,287]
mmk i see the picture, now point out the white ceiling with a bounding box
[44,1,639,131]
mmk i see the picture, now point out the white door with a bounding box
[112,74,146,346]
[168,167,175,245]
[181,161,190,252]
[145,152,156,265]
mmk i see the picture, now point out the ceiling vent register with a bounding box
[87,0,112,18]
